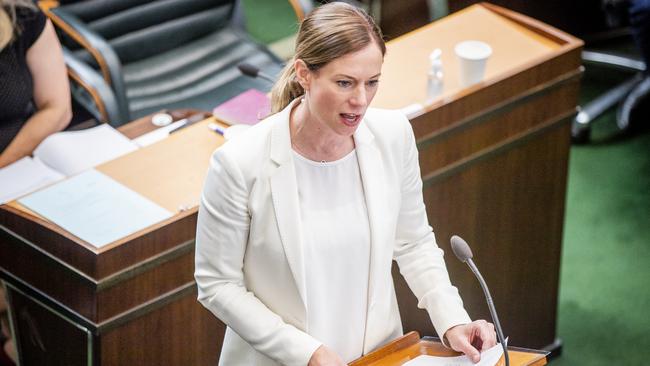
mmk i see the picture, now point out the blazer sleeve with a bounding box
[391,114,472,343]
[195,149,321,366]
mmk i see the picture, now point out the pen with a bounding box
[208,123,225,136]
[168,113,206,134]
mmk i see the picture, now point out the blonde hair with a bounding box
[0,0,37,50]
[270,2,385,113]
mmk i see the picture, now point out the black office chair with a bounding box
[42,0,312,126]
[572,0,649,142]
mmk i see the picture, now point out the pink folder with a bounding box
[212,89,271,126]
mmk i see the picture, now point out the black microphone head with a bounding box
[450,235,473,263]
[238,63,259,78]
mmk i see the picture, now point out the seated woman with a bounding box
[0,0,71,168]
[1,1,71,362]
[195,3,496,365]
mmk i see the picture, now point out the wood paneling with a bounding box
[99,290,223,366]
[373,3,582,351]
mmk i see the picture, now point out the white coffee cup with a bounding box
[454,40,492,87]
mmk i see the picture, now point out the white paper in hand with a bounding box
[403,340,505,366]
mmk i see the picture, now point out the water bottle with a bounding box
[427,48,444,100]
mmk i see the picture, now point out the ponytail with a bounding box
[270,60,305,114]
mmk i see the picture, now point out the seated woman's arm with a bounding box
[0,20,71,168]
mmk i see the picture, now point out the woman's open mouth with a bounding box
[340,113,361,127]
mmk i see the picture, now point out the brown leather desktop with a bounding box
[0,3,581,365]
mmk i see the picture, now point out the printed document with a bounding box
[18,169,173,248]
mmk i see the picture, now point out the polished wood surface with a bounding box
[372,4,562,110]
[373,3,582,351]
[350,332,547,366]
[98,118,222,216]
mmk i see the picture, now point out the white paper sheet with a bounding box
[33,124,138,176]
[0,157,65,204]
[18,169,173,248]
[403,341,505,366]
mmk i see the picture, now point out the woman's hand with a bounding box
[444,320,497,363]
[308,345,346,366]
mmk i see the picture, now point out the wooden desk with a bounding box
[350,332,547,366]
[372,3,582,353]
[0,115,225,365]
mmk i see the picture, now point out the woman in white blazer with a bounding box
[195,3,496,365]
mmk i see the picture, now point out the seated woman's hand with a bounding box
[308,344,346,366]
[444,319,497,363]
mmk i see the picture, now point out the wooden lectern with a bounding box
[350,332,548,366]
[371,3,582,353]
[0,3,581,364]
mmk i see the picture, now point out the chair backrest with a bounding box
[56,0,236,64]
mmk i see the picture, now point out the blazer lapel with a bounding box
[269,105,308,308]
[355,121,391,350]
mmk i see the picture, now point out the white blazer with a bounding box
[195,100,471,366]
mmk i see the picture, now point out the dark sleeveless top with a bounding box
[0,6,47,153]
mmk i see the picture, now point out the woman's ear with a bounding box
[294,59,311,91]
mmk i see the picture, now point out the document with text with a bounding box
[18,169,173,248]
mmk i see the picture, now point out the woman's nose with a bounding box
[350,86,368,107]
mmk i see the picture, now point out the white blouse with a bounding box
[292,149,371,362]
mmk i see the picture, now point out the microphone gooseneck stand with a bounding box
[464,257,509,366]
[450,235,510,366]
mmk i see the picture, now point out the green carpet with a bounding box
[551,68,650,365]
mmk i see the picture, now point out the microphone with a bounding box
[450,235,510,366]
[237,62,275,83]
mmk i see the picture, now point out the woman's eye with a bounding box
[337,80,352,88]
[368,79,379,87]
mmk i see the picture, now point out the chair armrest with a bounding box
[63,48,130,126]
[45,7,130,120]
[582,50,646,72]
